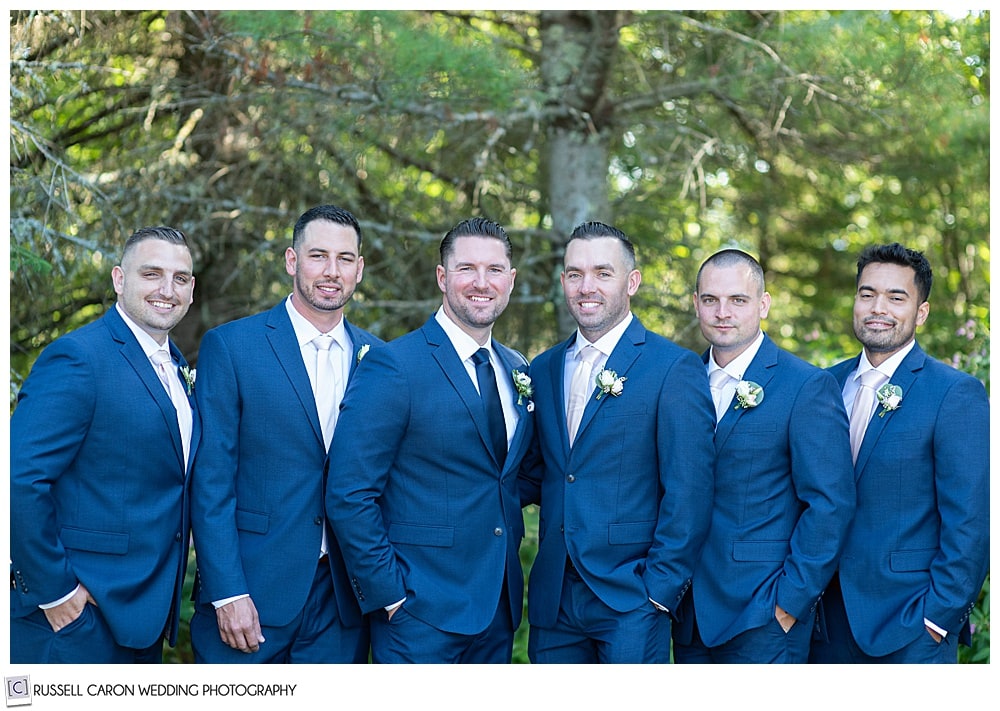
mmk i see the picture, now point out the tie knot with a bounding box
[577,344,601,366]
[472,348,491,367]
[859,368,887,390]
[151,349,172,367]
[313,334,335,352]
[709,368,732,390]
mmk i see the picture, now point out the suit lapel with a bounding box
[423,319,498,466]
[265,303,325,446]
[550,334,575,455]
[572,318,644,446]
[714,335,778,449]
[494,342,531,473]
[105,309,186,473]
[344,318,372,381]
[854,345,924,474]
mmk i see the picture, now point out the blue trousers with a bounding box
[528,564,671,664]
[10,604,162,664]
[673,607,812,663]
[808,576,956,664]
[368,584,514,663]
[190,557,369,663]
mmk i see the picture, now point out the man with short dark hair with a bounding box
[521,221,716,663]
[809,243,989,663]
[326,217,534,663]
[11,226,198,663]
[673,248,855,663]
[190,205,380,663]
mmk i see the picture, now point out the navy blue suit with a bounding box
[811,343,989,661]
[189,301,381,662]
[325,316,533,662]
[10,308,198,662]
[521,317,716,662]
[673,334,855,662]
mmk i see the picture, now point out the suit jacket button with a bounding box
[314,517,323,525]
[175,532,182,541]
[567,474,575,483]
[494,527,503,536]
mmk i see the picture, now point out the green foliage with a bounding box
[960,575,990,664]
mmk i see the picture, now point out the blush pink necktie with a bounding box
[848,369,887,463]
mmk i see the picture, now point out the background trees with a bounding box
[9,9,989,662]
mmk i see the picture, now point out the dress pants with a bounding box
[808,574,956,664]
[528,561,671,664]
[673,602,812,663]
[190,556,369,663]
[10,604,162,664]
[369,580,514,664]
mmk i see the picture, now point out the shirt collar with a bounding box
[708,330,765,380]
[285,295,349,350]
[572,312,634,360]
[435,305,493,364]
[854,339,915,382]
[115,303,169,360]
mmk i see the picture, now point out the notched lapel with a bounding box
[107,313,186,471]
[854,350,922,475]
[265,306,325,446]
[715,337,778,448]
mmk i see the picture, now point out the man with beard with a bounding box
[326,217,534,663]
[519,221,715,663]
[190,205,381,663]
[11,226,198,662]
[809,243,989,664]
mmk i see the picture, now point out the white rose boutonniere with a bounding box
[180,366,196,396]
[356,343,371,364]
[594,368,627,400]
[512,370,534,410]
[733,380,763,410]
[876,382,902,417]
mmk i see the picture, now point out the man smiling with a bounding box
[520,221,716,663]
[11,226,198,663]
[190,205,380,663]
[810,243,989,664]
[326,217,534,663]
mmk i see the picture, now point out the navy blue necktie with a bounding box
[472,348,507,469]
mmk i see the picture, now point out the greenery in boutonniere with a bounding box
[733,380,763,409]
[876,382,902,417]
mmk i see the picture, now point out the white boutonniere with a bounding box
[733,380,763,409]
[512,370,534,410]
[594,368,627,400]
[356,343,371,364]
[876,382,902,417]
[180,366,196,396]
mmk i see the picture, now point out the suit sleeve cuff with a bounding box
[39,584,80,610]
[925,618,948,637]
[212,593,250,609]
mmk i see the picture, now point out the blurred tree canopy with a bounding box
[9,10,990,393]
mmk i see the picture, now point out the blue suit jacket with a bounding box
[325,316,534,636]
[189,301,381,628]
[522,317,716,628]
[10,307,199,648]
[683,334,855,647]
[826,343,989,656]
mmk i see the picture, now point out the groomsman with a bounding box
[11,226,198,663]
[673,249,854,663]
[326,217,534,663]
[190,205,380,663]
[810,243,989,663]
[521,221,716,663]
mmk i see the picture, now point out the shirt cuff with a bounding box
[385,598,406,613]
[650,598,669,613]
[212,593,250,609]
[39,584,80,610]
[925,618,948,637]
